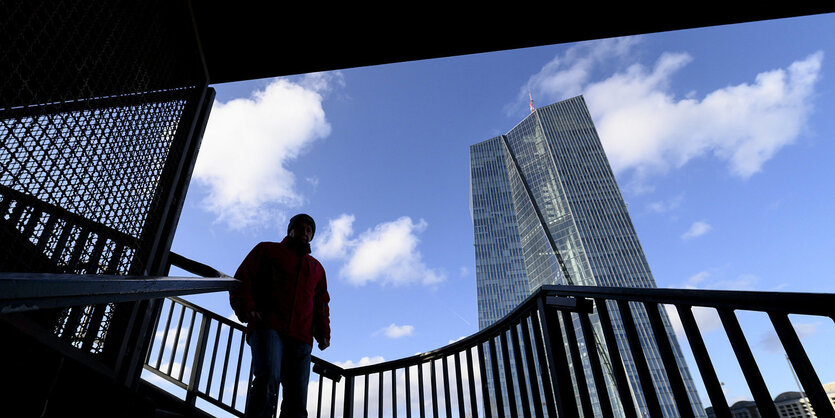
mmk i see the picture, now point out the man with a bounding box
[230,214,331,418]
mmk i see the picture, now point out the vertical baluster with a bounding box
[529,310,557,418]
[146,298,164,366]
[675,304,729,418]
[81,304,106,352]
[644,302,695,418]
[50,220,72,264]
[186,314,211,406]
[166,302,186,375]
[430,359,439,418]
[499,330,518,417]
[488,336,506,418]
[0,197,12,223]
[218,324,234,403]
[477,343,492,418]
[205,320,222,396]
[560,310,593,417]
[510,323,532,418]
[577,307,614,418]
[6,201,24,230]
[443,356,452,418]
[617,300,662,417]
[536,297,577,417]
[330,377,337,418]
[392,368,398,418]
[156,299,175,368]
[718,308,778,418]
[66,227,89,271]
[86,232,105,274]
[466,347,479,418]
[454,352,466,418]
[594,298,637,418]
[317,373,324,418]
[391,369,397,418]
[769,312,835,418]
[59,306,83,343]
[178,308,197,382]
[519,315,544,418]
[363,373,370,418]
[36,212,58,252]
[231,329,246,410]
[417,363,425,418]
[21,207,40,240]
[105,243,124,275]
[405,366,412,418]
[379,371,384,418]
[344,375,355,418]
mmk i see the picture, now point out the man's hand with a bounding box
[318,337,330,351]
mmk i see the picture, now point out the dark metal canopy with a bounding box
[188,4,835,85]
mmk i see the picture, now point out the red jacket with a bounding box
[229,238,330,346]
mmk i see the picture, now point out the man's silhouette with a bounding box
[230,214,330,418]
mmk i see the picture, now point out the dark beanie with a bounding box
[288,213,316,237]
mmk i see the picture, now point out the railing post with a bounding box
[559,310,593,417]
[186,313,211,406]
[343,374,354,418]
[536,294,578,417]
[616,300,662,417]
[594,298,638,418]
[718,308,779,418]
[576,307,614,418]
[675,304,730,418]
[644,301,695,418]
[769,312,835,418]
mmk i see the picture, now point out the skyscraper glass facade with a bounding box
[470,95,705,417]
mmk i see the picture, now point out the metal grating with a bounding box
[0,0,207,358]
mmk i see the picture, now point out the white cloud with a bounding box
[681,220,712,240]
[684,271,710,288]
[314,214,446,286]
[665,304,723,337]
[523,38,823,186]
[192,73,341,230]
[375,323,414,339]
[677,270,760,291]
[713,273,760,291]
[315,213,355,259]
[760,322,819,353]
[334,356,386,369]
[648,193,684,213]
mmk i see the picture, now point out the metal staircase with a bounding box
[2,2,834,417]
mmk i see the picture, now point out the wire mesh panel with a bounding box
[0,0,208,366]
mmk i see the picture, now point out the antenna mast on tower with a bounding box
[529,92,535,113]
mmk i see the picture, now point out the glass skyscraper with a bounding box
[469,95,704,417]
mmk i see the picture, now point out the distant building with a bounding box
[469,96,704,416]
[827,382,835,410]
[704,382,835,417]
[731,400,760,417]
[775,391,814,417]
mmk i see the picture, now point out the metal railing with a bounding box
[143,284,835,418]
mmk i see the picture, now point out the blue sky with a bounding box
[161,13,834,410]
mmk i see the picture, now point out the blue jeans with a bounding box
[245,329,312,418]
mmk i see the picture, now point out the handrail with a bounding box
[142,269,835,418]
[143,295,342,417]
[0,272,238,313]
[539,284,835,316]
[168,251,232,278]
